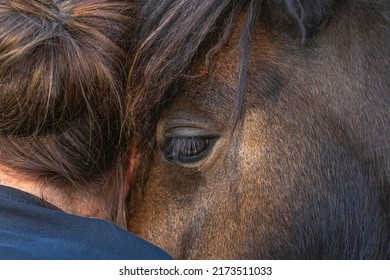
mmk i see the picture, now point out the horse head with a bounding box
[128,0,390,259]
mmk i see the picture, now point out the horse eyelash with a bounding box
[164,136,214,163]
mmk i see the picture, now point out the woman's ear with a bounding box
[124,148,139,198]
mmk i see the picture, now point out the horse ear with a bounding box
[284,0,334,40]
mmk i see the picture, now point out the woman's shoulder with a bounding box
[62,215,173,260]
[0,185,172,260]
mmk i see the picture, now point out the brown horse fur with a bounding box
[127,0,390,259]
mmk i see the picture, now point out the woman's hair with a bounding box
[0,0,136,226]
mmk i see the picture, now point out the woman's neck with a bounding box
[0,165,111,220]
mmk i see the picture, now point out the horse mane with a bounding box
[128,0,334,140]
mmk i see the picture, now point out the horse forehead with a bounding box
[172,20,278,118]
[168,77,236,125]
[175,56,240,116]
[178,24,279,99]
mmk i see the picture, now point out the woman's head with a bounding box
[0,0,136,224]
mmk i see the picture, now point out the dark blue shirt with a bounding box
[0,185,172,260]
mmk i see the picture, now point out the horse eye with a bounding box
[164,136,216,163]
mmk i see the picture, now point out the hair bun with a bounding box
[0,0,132,136]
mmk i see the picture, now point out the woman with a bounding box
[0,0,172,260]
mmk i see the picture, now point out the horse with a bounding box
[127,0,390,259]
